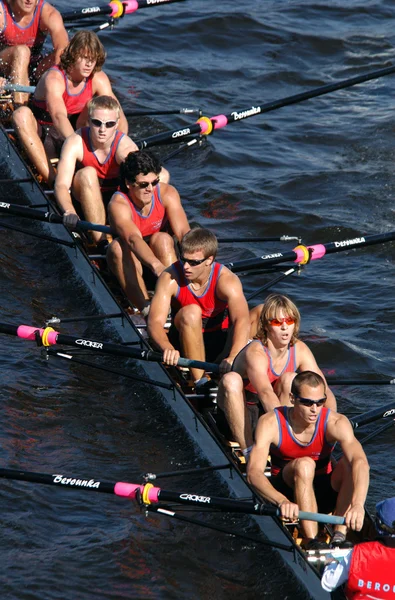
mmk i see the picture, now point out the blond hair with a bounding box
[88,95,120,118]
[257,293,300,345]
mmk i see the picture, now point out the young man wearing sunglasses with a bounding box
[12,30,128,185]
[54,95,138,249]
[247,370,369,550]
[216,293,336,460]
[148,228,250,384]
[107,150,188,315]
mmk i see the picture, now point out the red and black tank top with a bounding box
[270,406,334,476]
[31,66,93,127]
[243,340,297,394]
[117,186,166,238]
[0,0,46,55]
[171,261,229,333]
[78,127,124,193]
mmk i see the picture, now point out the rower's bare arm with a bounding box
[298,342,337,410]
[108,194,165,276]
[217,270,250,364]
[92,71,128,134]
[117,136,138,162]
[328,414,370,530]
[54,135,83,215]
[147,272,177,354]
[161,184,190,242]
[249,303,263,338]
[45,72,74,139]
[40,4,68,61]
[244,344,281,411]
[247,413,298,518]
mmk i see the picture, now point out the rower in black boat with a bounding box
[217,293,337,461]
[12,30,128,185]
[147,227,250,385]
[107,150,188,316]
[54,95,138,249]
[322,497,395,599]
[0,0,68,104]
[247,371,369,550]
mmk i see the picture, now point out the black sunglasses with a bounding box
[294,395,327,408]
[180,255,206,267]
[133,177,160,189]
[90,118,118,129]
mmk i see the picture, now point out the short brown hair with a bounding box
[60,31,106,74]
[291,371,325,397]
[257,293,300,344]
[180,228,218,259]
[88,95,120,118]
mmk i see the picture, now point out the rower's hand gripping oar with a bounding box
[0,322,220,374]
[0,467,344,525]
[61,0,186,22]
[0,202,112,235]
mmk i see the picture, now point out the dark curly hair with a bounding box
[60,31,106,74]
[120,150,162,192]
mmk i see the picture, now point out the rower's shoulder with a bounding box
[40,2,63,21]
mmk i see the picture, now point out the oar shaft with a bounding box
[0,467,116,494]
[0,201,112,234]
[350,401,395,429]
[327,379,395,385]
[4,83,36,93]
[62,0,185,22]
[227,230,395,272]
[0,322,220,373]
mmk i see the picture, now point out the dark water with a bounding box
[2,0,395,598]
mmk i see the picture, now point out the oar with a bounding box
[61,0,186,22]
[349,401,395,429]
[135,64,395,149]
[226,229,395,273]
[125,108,201,117]
[0,322,220,373]
[3,83,36,94]
[327,378,395,385]
[218,235,300,243]
[0,202,112,234]
[0,467,344,524]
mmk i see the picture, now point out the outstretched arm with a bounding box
[161,184,190,242]
[54,134,83,219]
[37,5,68,76]
[247,412,299,520]
[147,272,179,365]
[217,269,250,373]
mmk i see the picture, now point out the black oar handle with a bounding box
[0,323,220,374]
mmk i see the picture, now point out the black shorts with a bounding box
[271,470,338,514]
[168,325,228,363]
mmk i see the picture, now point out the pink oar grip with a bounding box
[17,325,58,345]
[120,0,138,15]
[114,482,161,503]
[210,114,228,130]
[307,244,326,261]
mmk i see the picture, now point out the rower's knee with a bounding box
[150,231,174,253]
[10,44,31,66]
[12,105,34,130]
[177,304,202,330]
[292,457,316,481]
[74,166,99,190]
[217,372,244,410]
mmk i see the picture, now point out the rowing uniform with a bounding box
[169,261,229,362]
[243,341,297,397]
[270,406,337,513]
[31,66,93,128]
[118,185,167,238]
[30,66,93,156]
[0,0,46,55]
[345,539,395,599]
[322,537,395,598]
[77,127,124,203]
